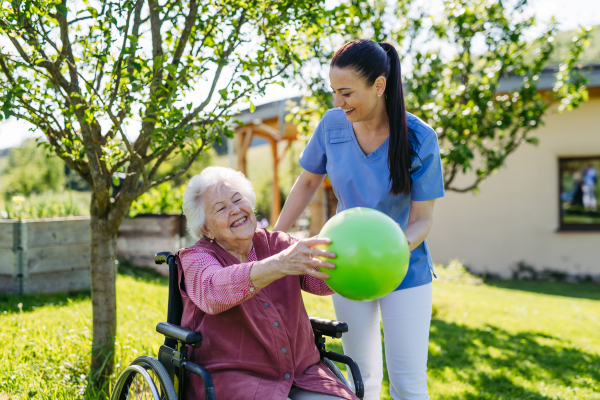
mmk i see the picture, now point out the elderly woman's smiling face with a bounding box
[200,182,257,245]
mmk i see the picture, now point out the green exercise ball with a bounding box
[316,207,410,301]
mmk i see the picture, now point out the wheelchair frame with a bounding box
[111,251,364,400]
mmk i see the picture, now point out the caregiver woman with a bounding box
[274,39,445,400]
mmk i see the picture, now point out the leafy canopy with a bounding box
[290,0,593,192]
[0,0,330,224]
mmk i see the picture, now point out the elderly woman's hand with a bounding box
[250,237,336,289]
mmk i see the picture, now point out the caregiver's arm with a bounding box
[273,170,326,232]
[404,199,435,252]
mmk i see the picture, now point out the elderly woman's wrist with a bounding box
[250,258,284,289]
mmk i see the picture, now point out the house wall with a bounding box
[427,98,600,278]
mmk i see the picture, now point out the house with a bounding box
[427,65,600,281]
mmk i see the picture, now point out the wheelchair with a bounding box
[111,251,365,400]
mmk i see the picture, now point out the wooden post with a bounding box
[309,185,327,236]
[236,128,254,175]
[236,129,245,174]
[270,138,281,226]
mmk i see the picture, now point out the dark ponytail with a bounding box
[331,40,418,195]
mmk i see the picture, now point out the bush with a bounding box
[150,149,214,188]
[0,139,66,199]
[128,183,184,217]
[253,175,286,223]
[434,260,483,284]
[1,191,89,219]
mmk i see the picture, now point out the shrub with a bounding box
[128,183,184,217]
[1,139,66,198]
[1,191,89,219]
[434,260,483,284]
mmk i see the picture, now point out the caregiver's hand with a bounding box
[250,237,336,289]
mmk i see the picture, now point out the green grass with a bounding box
[1,264,598,399]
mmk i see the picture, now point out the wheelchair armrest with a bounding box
[309,316,348,339]
[156,322,202,348]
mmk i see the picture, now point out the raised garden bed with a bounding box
[0,217,91,295]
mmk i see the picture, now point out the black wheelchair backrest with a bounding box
[155,252,184,327]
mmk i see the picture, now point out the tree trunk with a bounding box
[89,213,118,384]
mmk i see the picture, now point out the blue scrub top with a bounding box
[299,108,445,290]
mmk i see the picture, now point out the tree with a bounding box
[290,0,592,192]
[0,0,331,383]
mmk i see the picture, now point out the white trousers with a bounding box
[332,283,433,400]
[582,184,597,209]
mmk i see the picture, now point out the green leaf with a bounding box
[218,89,228,100]
[249,102,256,113]
[86,6,98,18]
[153,56,164,71]
[2,91,13,120]
[55,4,68,16]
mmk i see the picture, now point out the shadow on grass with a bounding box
[0,289,90,315]
[0,262,167,315]
[117,258,169,285]
[328,316,599,399]
[484,279,600,301]
[428,319,599,399]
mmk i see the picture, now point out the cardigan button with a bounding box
[264,302,270,308]
[274,322,279,327]
[285,374,291,379]
[281,347,287,354]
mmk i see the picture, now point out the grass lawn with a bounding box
[1,265,598,399]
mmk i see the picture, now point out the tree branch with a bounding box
[148,143,206,190]
[171,0,198,67]
[0,57,15,84]
[56,3,79,93]
[178,11,248,127]
[108,2,138,111]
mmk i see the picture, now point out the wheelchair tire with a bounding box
[111,355,177,400]
[322,357,350,388]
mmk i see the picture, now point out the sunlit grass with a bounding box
[1,263,599,399]
[0,264,167,399]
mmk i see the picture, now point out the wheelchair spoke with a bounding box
[111,357,177,400]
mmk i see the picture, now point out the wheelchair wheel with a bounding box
[111,356,177,400]
[323,357,350,388]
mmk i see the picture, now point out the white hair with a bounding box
[183,166,256,240]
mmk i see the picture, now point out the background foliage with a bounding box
[289,0,593,192]
[0,139,65,198]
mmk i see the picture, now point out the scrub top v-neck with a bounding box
[299,108,445,290]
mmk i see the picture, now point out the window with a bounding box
[559,157,600,230]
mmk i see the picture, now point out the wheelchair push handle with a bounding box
[155,252,176,265]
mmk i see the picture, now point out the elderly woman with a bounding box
[178,166,358,400]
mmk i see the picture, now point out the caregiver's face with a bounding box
[201,183,257,244]
[329,67,383,123]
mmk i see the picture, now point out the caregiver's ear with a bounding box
[374,75,387,96]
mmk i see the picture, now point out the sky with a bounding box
[0,0,598,150]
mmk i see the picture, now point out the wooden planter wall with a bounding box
[117,215,195,275]
[0,214,202,294]
[0,217,91,295]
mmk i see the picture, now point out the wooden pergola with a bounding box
[234,99,300,225]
